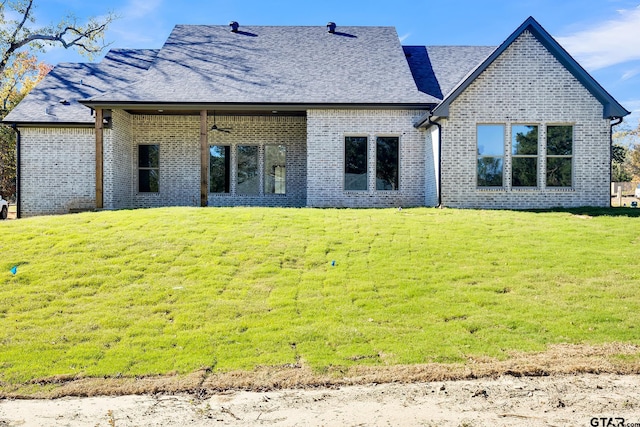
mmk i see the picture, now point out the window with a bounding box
[546,125,573,187]
[511,125,538,187]
[265,145,286,194]
[477,125,504,187]
[209,144,288,196]
[138,144,159,192]
[209,145,230,193]
[344,136,368,190]
[376,137,399,190]
[237,145,259,195]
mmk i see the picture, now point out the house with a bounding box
[3,17,629,217]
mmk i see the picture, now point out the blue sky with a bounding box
[29,0,640,129]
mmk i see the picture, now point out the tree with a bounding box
[0,0,117,77]
[613,119,640,181]
[0,51,50,198]
[612,143,632,182]
[0,0,116,199]
[628,144,640,181]
[511,125,538,187]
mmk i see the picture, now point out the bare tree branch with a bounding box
[0,1,117,76]
[9,0,34,43]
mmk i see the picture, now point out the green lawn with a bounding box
[1,207,640,386]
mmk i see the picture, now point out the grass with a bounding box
[1,206,640,390]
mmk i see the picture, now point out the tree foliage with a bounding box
[0,0,117,76]
[0,51,50,198]
[613,120,640,182]
[627,145,640,181]
[0,0,116,199]
[611,144,631,182]
[511,125,538,187]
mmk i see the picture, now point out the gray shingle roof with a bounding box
[403,46,496,100]
[87,25,439,105]
[3,49,158,124]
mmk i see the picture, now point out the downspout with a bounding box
[427,114,443,207]
[610,116,623,207]
[11,124,21,219]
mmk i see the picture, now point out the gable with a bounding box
[427,16,629,121]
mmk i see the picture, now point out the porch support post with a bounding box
[200,110,208,207]
[95,108,104,209]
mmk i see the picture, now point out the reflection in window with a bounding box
[138,144,159,192]
[209,145,230,193]
[265,145,286,194]
[237,146,259,195]
[511,125,538,187]
[376,137,399,190]
[546,126,573,187]
[477,125,504,187]
[345,136,368,190]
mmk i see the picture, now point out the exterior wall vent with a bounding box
[327,22,336,33]
[229,21,239,32]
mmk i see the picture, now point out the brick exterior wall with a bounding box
[307,109,429,208]
[205,115,307,207]
[20,33,613,218]
[20,127,96,217]
[439,31,612,209]
[106,109,133,209]
[119,114,307,209]
[131,115,201,208]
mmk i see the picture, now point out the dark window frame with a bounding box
[477,124,505,187]
[236,145,260,196]
[511,124,539,188]
[375,136,400,191]
[209,145,231,194]
[264,144,287,195]
[344,136,369,191]
[546,125,574,188]
[138,144,159,193]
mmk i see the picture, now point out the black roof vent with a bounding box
[229,21,239,32]
[327,22,336,33]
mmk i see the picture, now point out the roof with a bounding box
[403,45,495,100]
[417,16,629,125]
[5,19,628,126]
[85,25,439,106]
[3,49,158,125]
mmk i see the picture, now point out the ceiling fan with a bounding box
[210,111,232,133]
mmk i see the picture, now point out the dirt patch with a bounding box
[1,343,639,399]
[1,344,639,426]
[1,373,638,426]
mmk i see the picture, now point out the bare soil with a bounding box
[1,344,640,426]
[1,374,638,426]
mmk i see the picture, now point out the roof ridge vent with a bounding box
[229,21,239,32]
[327,22,336,33]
